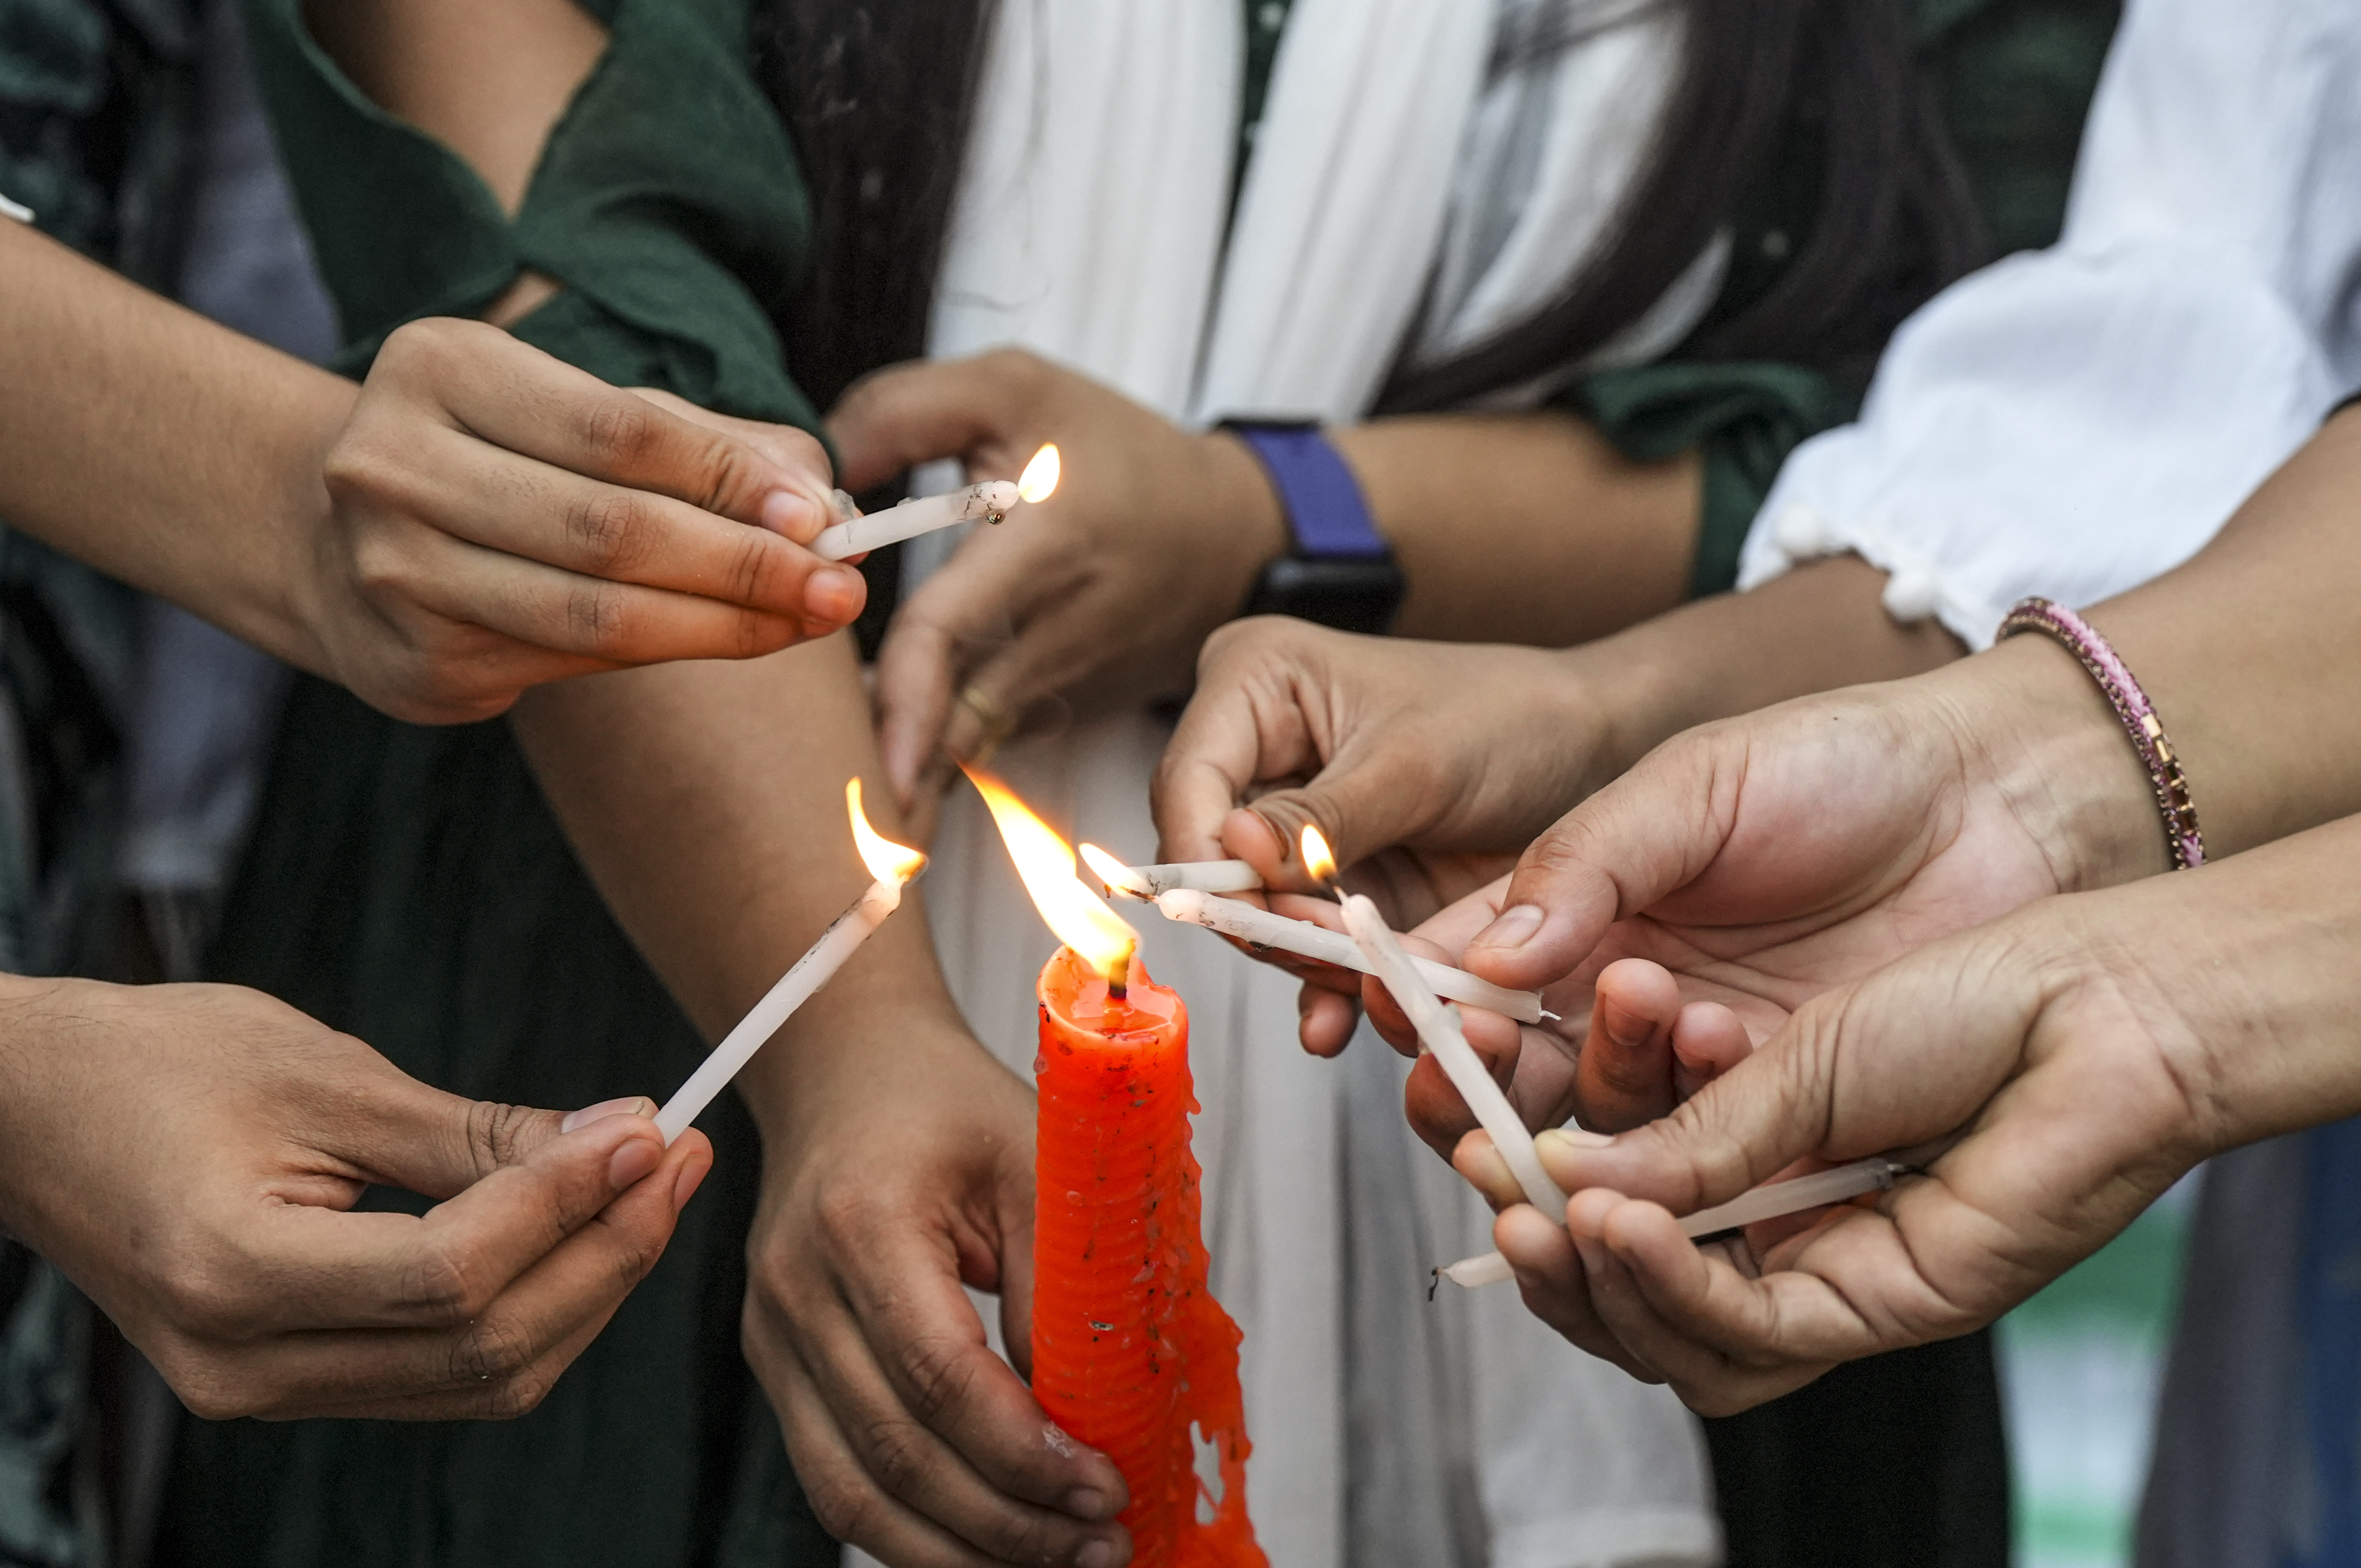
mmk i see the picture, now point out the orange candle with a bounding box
[965,767,1266,1567]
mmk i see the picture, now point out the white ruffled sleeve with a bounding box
[1738,0,2361,649]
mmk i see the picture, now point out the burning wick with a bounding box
[1436,1158,1905,1290]
[963,766,1137,1003]
[654,780,924,1143]
[1300,825,1342,897]
[813,443,1060,560]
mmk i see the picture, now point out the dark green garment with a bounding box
[153,2,834,1565]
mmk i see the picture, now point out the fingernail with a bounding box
[1538,1126,1614,1154]
[804,565,865,624]
[672,1157,710,1214]
[1076,1541,1117,1568]
[1473,905,1544,951]
[607,1137,661,1189]
[563,1096,652,1134]
[760,488,821,540]
[1064,1487,1109,1521]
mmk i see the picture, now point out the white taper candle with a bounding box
[1154,889,1545,1024]
[1436,1157,1903,1289]
[1340,893,1566,1214]
[813,480,1018,560]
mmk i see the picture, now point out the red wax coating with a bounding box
[1033,946,1267,1567]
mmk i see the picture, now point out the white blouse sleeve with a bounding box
[1737,0,2361,649]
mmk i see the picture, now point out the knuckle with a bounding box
[449,1313,538,1389]
[564,488,654,575]
[859,1415,934,1499]
[803,1471,881,1546]
[405,1239,494,1325]
[578,393,662,474]
[896,1333,982,1427]
[466,1100,542,1177]
[172,1366,269,1422]
[563,580,634,659]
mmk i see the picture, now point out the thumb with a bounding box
[1533,1003,1843,1219]
[1462,726,1745,992]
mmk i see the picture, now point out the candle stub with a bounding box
[1436,1157,1904,1290]
[1155,889,1546,1024]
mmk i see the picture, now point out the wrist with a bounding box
[1199,429,1295,606]
[1931,635,2173,893]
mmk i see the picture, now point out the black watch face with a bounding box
[1243,557,1407,636]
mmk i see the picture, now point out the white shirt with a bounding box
[1738,0,2361,648]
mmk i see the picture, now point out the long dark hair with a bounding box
[754,0,1985,415]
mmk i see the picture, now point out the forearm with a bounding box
[0,221,348,670]
[2085,405,2361,858]
[508,640,970,1134]
[1328,410,1700,646]
[1564,553,1968,789]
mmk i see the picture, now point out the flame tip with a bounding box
[965,768,1135,977]
[1017,443,1062,504]
[1299,823,1337,884]
[847,777,926,883]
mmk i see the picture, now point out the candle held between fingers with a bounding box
[1340,893,1567,1214]
[1436,1157,1904,1289]
[1154,889,1546,1024]
[812,443,1060,560]
[1078,844,1262,899]
[654,782,925,1144]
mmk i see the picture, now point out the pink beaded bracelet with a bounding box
[1998,597,2205,871]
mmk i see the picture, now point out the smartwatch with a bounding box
[1223,421,1406,635]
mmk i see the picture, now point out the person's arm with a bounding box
[1500,808,2361,1415]
[0,218,862,724]
[511,645,1134,1568]
[0,973,706,1419]
[833,350,1703,803]
[306,6,1134,1561]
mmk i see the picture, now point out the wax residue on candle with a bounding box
[1033,948,1267,1567]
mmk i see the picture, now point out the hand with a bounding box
[1483,879,2219,1415]
[303,318,868,724]
[0,975,708,1419]
[744,1014,1133,1568]
[1372,637,2168,1160]
[1151,617,1619,1051]
[833,349,1286,812]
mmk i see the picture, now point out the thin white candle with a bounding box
[655,781,925,1144]
[1154,888,1546,1024]
[1436,1157,1903,1289]
[1341,892,1566,1214]
[812,444,1060,560]
[0,193,32,224]
[1078,844,1261,900]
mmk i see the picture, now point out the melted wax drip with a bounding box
[1032,949,1267,1567]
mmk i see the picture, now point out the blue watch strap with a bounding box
[1224,422,1388,559]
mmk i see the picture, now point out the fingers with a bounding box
[872,543,1067,799]
[333,417,864,632]
[1153,620,1334,870]
[1670,1000,1754,1102]
[248,1101,673,1334]
[1575,958,1684,1132]
[376,319,834,539]
[160,1132,709,1421]
[829,352,1037,495]
[1462,732,1742,992]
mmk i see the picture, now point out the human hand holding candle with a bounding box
[654,780,924,1143]
[834,349,1295,804]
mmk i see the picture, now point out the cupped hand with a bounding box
[744,1016,1132,1568]
[1485,882,2209,1415]
[306,318,867,724]
[1367,642,2164,1164]
[834,349,1286,813]
[0,975,707,1420]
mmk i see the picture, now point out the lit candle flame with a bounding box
[964,766,1138,984]
[1017,443,1061,504]
[1300,824,1338,885]
[1076,842,1150,898]
[848,778,926,884]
